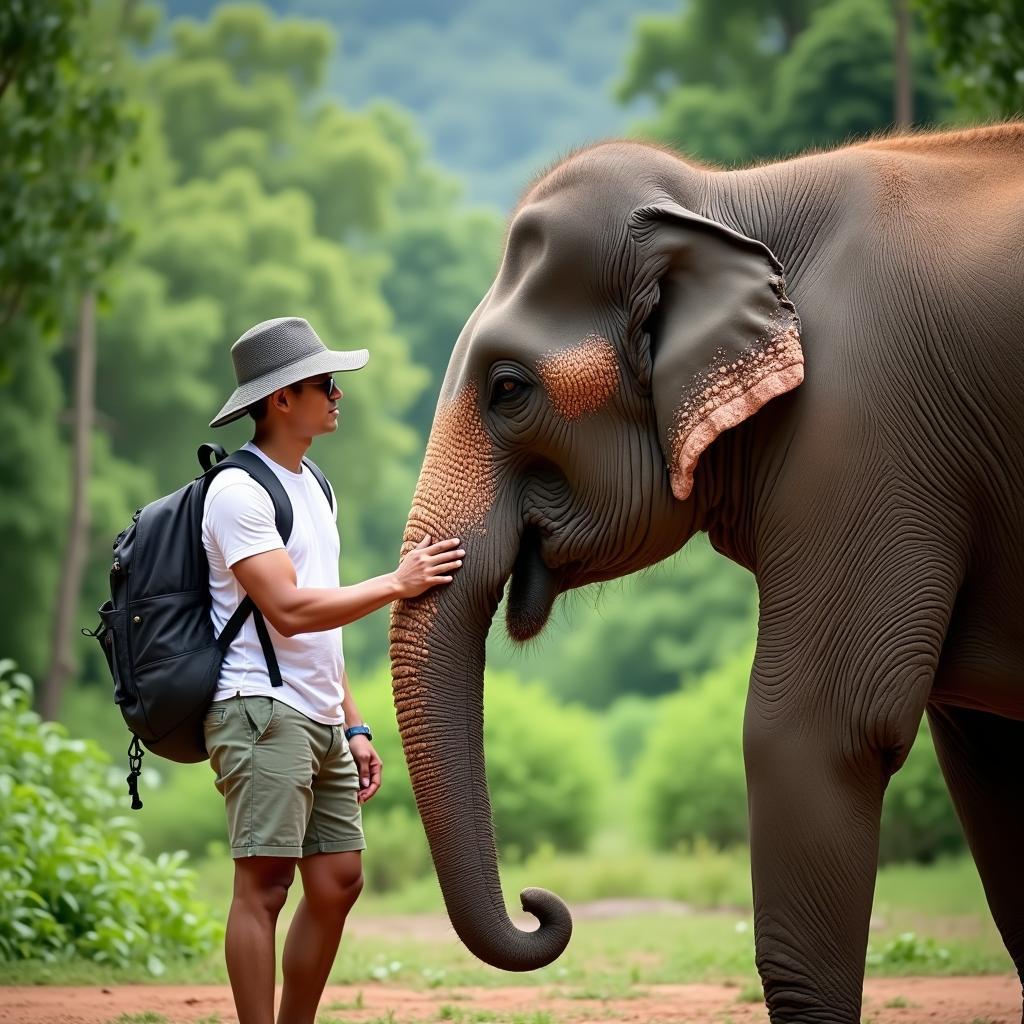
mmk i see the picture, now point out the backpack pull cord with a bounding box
[126,735,144,810]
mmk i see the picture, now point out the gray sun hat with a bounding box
[210,317,369,428]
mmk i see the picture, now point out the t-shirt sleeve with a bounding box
[204,478,285,568]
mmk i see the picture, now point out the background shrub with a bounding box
[132,762,228,861]
[634,649,966,865]
[354,662,608,873]
[0,661,221,970]
[635,651,751,851]
[881,718,965,863]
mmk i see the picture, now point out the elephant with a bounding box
[388,122,1024,1023]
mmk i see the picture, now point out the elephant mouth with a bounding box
[505,527,563,642]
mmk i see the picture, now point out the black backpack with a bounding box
[84,443,333,809]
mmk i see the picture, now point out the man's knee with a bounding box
[233,858,297,917]
[303,853,363,912]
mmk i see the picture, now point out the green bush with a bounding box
[0,661,220,969]
[881,720,964,863]
[634,650,966,864]
[353,662,609,869]
[131,762,228,862]
[361,806,434,894]
[635,651,751,851]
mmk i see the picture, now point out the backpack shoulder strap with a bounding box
[208,449,293,543]
[301,456,334,513]
[204,449,289,689]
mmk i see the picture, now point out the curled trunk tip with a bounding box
[519,886,573,961]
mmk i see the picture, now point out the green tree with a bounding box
[0,0,139,352]
[769,0,948,154]
[917,0,1024,117]
[146,4,505,438]
[619,0,949,165]
[0,1,141,689]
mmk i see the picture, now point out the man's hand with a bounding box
[348,735,382,805]
[394,535,465,599]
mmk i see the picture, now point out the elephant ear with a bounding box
[628,202,803,501]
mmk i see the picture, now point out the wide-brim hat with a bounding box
[210,316,369,428]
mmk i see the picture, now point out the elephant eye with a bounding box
[491,375,529,406]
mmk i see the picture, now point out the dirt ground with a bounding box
[2,976,1021,1024]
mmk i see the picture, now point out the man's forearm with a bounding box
[280,573,403,635]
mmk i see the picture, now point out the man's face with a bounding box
[277,374,344,437]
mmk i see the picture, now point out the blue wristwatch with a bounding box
[344,723,372,742]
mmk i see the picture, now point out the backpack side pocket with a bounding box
[96,600,133,707]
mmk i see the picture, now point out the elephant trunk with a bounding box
[389,581,571,971]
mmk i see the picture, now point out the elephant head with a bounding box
[388,142,803,970]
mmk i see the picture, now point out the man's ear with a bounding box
[270,387,292,414]
[627,202,803,500]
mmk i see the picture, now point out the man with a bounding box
[203,316,463,1024]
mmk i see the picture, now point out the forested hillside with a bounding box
[162,0,679,207]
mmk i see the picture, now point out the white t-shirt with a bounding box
[202,441,345,724]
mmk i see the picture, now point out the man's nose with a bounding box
[332,385,343,399]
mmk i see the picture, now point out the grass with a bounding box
[1,850,1011,989]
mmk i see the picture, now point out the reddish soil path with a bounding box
[2,976,1020,1024]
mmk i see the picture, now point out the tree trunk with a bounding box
[893,0,913,129]
[39,290,96,719]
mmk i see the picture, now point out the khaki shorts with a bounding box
[204,694,366,859]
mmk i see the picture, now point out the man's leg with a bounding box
[277,851,364,1024]
[225,856,297,1024]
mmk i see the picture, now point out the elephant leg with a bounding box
[746,542,958,1023]
[927,702,1024,1014]
[745,701,903,1023]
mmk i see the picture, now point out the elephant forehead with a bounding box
[537,335,620,421]
[402,383,494,557]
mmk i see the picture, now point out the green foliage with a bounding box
[917,0,1024,117]
[493,535,758,708]
[338,663,608,874]
[482,670,609,860]
[620,0,950,166]
[866,931,950,969]
[0,0,141,353]
[0,660,220,968]
[634,649,965,863]
[360,806,434,894]
[0,335,69,678]
[769,0,948,154]
[131,764,226,862]
[635,651,751,851]
[879,719,964,864]
[510,842,752,909]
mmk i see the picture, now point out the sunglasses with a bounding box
[294,375,336,398]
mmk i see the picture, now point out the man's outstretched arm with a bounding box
[230,534,465,637]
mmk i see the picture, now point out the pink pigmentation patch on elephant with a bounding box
[537,334,620,421]
[401,382,494,556]
[669,323,804,501]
